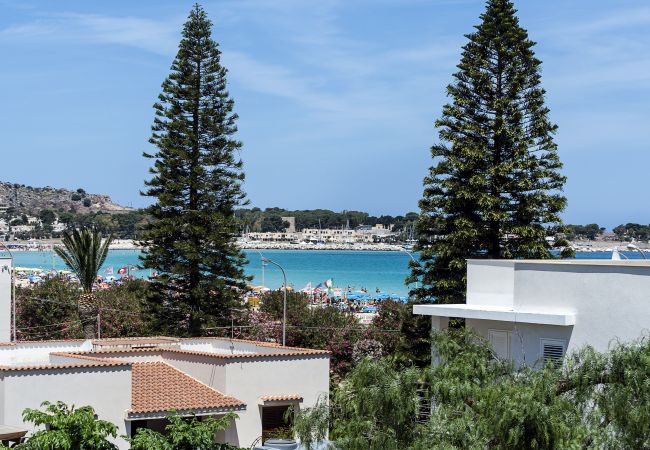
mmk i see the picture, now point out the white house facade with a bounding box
[0,337,330,448]
[414,259,650,367]
[0,256,329,448]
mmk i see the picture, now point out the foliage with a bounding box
[260,215,290,232]
[368,300,431,368]
[94,280,156,337]
[291,396,330,450]
[352,339,384,364]
[564,224,604,240]
[409,0,570,304]
[15,278,84,340]
[17,401,117,450]
[54,228,113,294]
[129,413,240,450]
[612,223,650,241]
[330,359,422,450]
[16,278,157,340]
[58,211,149,239]
[53,228,113,339]
[296,328,650,449]
[253,293,363,380]
[235,208,419,236]
[38,209,56,225]
[140,4,249,337]
[259,290,310,323]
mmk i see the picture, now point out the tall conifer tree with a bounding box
[141,4,248,335]
[409,0,569,303]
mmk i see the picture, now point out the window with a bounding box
[488,329,512,360]
[540,338,566,367]
[262,405,292,443]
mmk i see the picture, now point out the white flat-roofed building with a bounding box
[0,262,329,448]
[0,337,329,449]
[414,259,650,367]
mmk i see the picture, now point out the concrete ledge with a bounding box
[413,304,576,326]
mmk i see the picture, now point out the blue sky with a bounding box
[0,0,648,228]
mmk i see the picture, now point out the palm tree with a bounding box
[54,228,113,339]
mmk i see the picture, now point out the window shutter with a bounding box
[488,329,511,360]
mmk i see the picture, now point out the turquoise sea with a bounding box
[5,249,647,296]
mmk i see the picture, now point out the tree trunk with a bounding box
[78,293,97,340]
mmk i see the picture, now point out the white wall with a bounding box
[0,341,90,365]
[467,318,573,368]
[461,261,650,365]
[466,260,515,307]
[181,338,297,355]
[161,352,228,392]
[157,351,329,447]
[222,355,330,447]
[512,263,650,354]
[0,257,12,342]
[1,366,132,449]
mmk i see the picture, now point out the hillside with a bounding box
[0,182,133,215]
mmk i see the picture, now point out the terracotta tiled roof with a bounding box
[260,394,303,402]
[130,362,245,415]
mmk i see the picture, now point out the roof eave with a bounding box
[126,404,247,421]
[413,304,576,326]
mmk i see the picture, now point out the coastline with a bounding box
[2,239,406,252]
[5,238,648,253]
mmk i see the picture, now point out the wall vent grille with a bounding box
[541,339,565,367]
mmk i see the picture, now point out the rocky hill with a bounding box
[0,182,133,215]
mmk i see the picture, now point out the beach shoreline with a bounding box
[4,238,649,253]
[2,239,406,252]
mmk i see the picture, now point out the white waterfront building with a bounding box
[414,259,650,367]
[0,257,329,448]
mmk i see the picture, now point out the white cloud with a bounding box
[0,12,181,55]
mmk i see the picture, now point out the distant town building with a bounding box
[9,225,34,234]
[247,224,397,245]
[281,216,296,233]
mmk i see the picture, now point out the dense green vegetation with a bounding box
[3,402,241,450]
[13,401,118,450]
[15,277,424,382]
[238,293,430,381]
[59,211,148,239]
[409,0,571,304]
[139,5,250,336]
[130,414,240,450]
[235,208,418,234]
[294,329,650,449]
[16,278,155,340]
[564,223,604,240]
[612,223,650,241]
